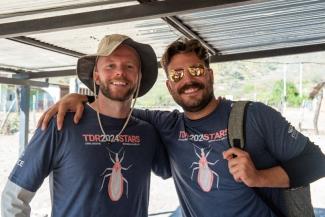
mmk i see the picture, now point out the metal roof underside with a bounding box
[1,0,325,84]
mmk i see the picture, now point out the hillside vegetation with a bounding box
[137,51,325,108]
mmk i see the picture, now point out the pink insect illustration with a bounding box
[100,147,132,201]
[190,144,219,192]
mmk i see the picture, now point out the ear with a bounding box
[93,70,100,85]
[166,80,173,94]
[137,71,142,85]
[208,68,214,83]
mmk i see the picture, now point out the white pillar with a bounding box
[299,63,303,97]
[283,64,287,114]
[69,78,79,93]
[0,84,2,111]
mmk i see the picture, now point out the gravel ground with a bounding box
[1,108,325,217]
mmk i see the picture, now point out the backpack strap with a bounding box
[228,101,315,217]
[228,101,286,217]
[228,101,250,149]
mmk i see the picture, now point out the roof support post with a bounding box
[18,85,30,154]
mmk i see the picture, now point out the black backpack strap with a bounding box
[228,101,250,149]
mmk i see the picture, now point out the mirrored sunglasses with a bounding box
[168,65,206,83]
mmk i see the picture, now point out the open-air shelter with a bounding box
[1,0,325,150]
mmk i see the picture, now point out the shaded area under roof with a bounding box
[0,0,325,79]
[1,0,325,157]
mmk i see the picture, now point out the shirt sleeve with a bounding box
[1,180,35,217]
[248,102,325,187]
[248,102,307,161]
[133,109,179,129]
[8,119,62,192]
[281,139,325,188]
[151,135,172,179]
[132,109,159,126]
[132,109,172,179]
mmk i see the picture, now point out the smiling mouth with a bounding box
[179,82,204,95]
[110,81,128,86]
[183,87,200,94]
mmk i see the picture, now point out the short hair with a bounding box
[160,37,210,73]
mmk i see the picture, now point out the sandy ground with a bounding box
[0,108,325,217]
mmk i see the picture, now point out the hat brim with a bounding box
[76,38,158,98]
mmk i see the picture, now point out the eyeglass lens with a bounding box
[168,65,205,82]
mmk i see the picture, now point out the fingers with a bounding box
[41,105,59,130]
[224,148,258,186]
[228,160,250,184]
[223,147,248,160]
[73,104,85,124]
[37,93,87,131]
[228,157,249,176]
[57,104,69,130]
[37,111,47,128]
[231,171,243,183]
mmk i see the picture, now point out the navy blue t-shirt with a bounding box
[134,99,308,217]
[9,105,170,217]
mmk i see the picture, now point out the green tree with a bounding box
[268,80,306,107]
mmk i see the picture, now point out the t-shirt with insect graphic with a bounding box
[7,104,171,217]
[134,99,311,217]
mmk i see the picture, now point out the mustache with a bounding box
[178,82,205,94]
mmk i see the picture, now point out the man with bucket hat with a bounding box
[77,34,158,97]
[1,34,170,217]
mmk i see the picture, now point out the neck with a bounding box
[90,93,132,118]
[184,97,220,120]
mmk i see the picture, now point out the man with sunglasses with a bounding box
[37,38,325,217]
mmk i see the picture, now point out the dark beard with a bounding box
[172,81,214,112]
[178,91,213,112]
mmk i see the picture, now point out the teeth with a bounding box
[184,87,198,94]
[111,81,126,86]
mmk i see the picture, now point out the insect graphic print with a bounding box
[190,144,219,192]
[100,147,132,201]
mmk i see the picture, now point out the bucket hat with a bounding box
[77,34,158,97]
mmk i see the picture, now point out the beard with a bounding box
[171,80,214,112]
[98,80,136,101]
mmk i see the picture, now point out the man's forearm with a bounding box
[256,166,290,188]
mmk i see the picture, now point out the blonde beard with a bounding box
[99,83,135,102]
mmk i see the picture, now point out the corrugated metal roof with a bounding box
[1,0,325,80]
[0,0,136,22]
[179,0,325,54]
[29,18,177,59]
[0,38,76,70]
